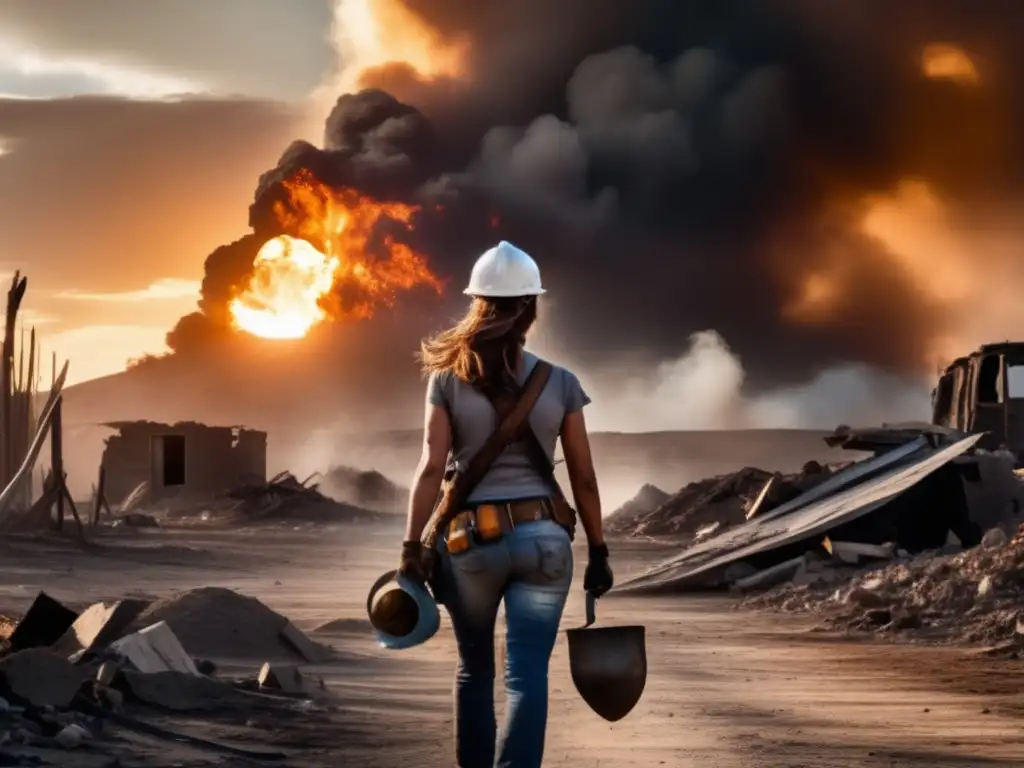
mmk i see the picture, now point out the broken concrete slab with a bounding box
[257,662,316,695]
[7,592,79,652]
[278,621,330,663]
[120,669,252,712]
[0,649,85,707]
[734,556,806,591]
[109,621,199,676]
[52,599,150,658]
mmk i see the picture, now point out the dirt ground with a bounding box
[1,523,1023,767]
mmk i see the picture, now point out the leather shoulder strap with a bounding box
[451,360,552,502]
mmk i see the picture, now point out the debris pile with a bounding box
[605,484,669,536]
[321,465,409,513]
[744,527,1024,649]
[608,462,836,540]
[122,586,330,661]
[222,471,388,524]
[617,431,1010,594]
[0,588,331,763]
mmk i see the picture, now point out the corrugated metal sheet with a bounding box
[617,433,983,594]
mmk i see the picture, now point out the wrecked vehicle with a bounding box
[932,341,1024,462]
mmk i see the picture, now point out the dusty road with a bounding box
[1,525,1022,767]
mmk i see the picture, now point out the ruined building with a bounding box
[932,342,1024,461]
[101,422,267,505]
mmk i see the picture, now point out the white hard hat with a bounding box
[464,241,546,297]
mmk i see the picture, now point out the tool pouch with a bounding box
[446,511,474,554]
[473,504,504,544]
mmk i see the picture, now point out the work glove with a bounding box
[398,540,427,587]
[583,542,614,598]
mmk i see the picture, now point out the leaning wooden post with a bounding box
[92,466,106,527]
[50,395,64,531]
[1,274,18,486]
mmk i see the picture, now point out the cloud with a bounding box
[0,1,334,101]
[56,278,201,302]
[0,40,201,99]
[0,95,301,297]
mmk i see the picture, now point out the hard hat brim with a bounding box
[463,288,547,297]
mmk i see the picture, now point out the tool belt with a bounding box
[446,497,572,554]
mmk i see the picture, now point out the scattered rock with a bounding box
[258,663,316,695]
[0,649,85,708]
[747,532,1024,648]
[7,592,78,652]
[121,513,159,528]
[52,599,150,658]
[845,587,888,609]
[110,622,199,675]
[55,723,91,749]
[981,528,1008,549]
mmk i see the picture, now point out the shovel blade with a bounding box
[566,625,647,722]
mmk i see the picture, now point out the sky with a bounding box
[0,0,337,385]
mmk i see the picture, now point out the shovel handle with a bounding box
[584,590,596,628]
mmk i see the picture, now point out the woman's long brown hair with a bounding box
[419,296,538,394]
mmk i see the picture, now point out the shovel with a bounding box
[566,591,647,722]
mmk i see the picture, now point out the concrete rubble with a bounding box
[617,424,1024,598]
[607,461,842,539]
[123,470,395,527]
[610,416,1024,650]
[743,525,1024,650]
[320,465,410,513]
[0,586,332,764]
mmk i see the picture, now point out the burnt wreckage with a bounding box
[620,344,1024,593]
[932,341,1024,462]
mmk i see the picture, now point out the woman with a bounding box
[398,241,614,768]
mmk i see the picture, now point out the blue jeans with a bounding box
[440,519,573,768]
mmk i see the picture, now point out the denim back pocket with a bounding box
[535,538,572,582]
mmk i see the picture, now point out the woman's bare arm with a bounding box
[561,409,604,546]
[404,403,452,542]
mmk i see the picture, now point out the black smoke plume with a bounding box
[168,0,1024,389]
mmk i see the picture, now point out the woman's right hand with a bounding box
[583,542,613,597]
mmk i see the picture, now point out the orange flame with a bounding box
[922,43,980,85]
[333,0,469,89]
[229,171,444,339]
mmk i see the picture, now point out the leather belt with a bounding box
[474,498,552,530]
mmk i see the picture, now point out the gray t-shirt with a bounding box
[427,350,591,503]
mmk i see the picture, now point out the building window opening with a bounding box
[933,373,954,425]
[977,355,1001,404]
